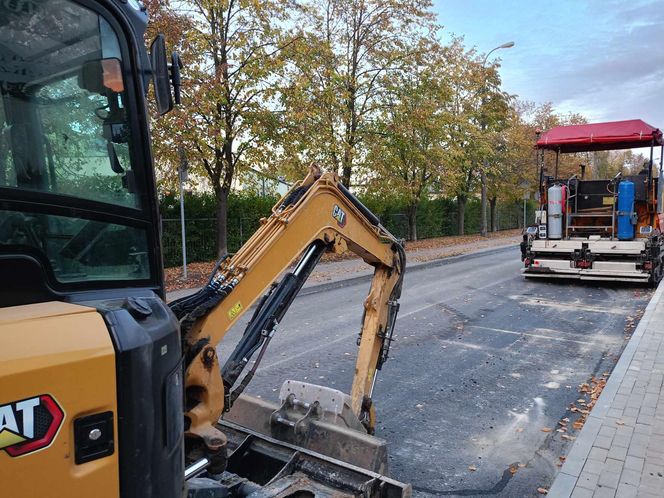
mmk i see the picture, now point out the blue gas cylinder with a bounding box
[617,180,635,240]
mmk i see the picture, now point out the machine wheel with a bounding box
[650,263,663,288]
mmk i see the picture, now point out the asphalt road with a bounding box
[218,246,652,497]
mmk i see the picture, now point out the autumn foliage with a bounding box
[143,0,604,249]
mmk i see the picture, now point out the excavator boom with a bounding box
[171,167,408,495]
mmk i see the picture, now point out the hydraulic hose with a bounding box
[221,240,328,396]
[337,182,380,226]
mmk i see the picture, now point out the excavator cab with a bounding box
[0,0,163,302]
[0,1,409,497]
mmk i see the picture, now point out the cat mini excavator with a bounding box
[0,1,408,497]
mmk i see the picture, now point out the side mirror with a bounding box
[80,58,124,94]
[171,52,183,105]
[150,34,173,115]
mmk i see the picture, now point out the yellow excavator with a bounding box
[0,1,408,497]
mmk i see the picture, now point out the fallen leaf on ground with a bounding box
[616,420,625,425]
[537,487,548,495]
[561,434,576,441]
[516,427,524,433]
[468,465,477,471]
[541,427,552,432]
[509,466,518,475]
[518,463,527,468]
[559,456,566,462]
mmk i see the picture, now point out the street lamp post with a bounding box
[178,147,189,280]
[480,41,514,237]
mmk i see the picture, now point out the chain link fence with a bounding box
[162,200,536,268]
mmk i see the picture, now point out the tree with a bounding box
[529,103,587,180]
[476,63,510,235]
[439,38,509,235]
[485,100,539,231]
[276,0,436,186]
[362,38,451,241]
[147,0,292,256]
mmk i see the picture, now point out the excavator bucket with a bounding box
[197,381,411,498]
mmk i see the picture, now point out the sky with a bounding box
[432,0,664,129]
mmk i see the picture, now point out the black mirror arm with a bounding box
[170,52,183,105]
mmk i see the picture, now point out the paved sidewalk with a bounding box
[549,283,664,498]
[166,233,521,302]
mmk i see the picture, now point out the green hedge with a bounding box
[161,192,533,267]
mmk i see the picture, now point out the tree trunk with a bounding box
[489,196,497,232]
[457,194,466,235]
[341,162,352,187]
[480,164,487,237]
[407,202,418,241]
[215,187,229,257]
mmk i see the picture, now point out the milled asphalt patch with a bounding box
[548,281,664,497]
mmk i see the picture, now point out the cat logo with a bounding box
[332,205,347,228]
[1,0,37,15]
[0,394,64,457]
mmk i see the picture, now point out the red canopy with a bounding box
[536,119,663,152]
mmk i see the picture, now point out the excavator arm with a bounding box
[170,166,405,474]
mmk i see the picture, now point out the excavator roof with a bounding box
[536,119,663,152]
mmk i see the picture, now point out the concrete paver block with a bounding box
[627,441,647,459]
[598,468,620,489]
[623,455,645,472]
[632,423,651,435]
[570,487,594,498]
[577,469,601,489]
[581,459,605,477]
[607,445,627,461]
[588,447,609,462]
[597,426,616,439]
[619,468,641,487]
[547,471,578,498]
[615,482,637,498]
[591,485,615,498]
[593,435,612,450]
[611,434,630,448]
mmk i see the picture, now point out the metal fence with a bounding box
[162,216,265,268]
[162,201,535,268]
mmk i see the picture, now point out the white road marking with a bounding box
[260,276,519,370]
[399,275,517,320]
[511,295,627,314]
[469,325,596,345]
[259,330,357,369]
